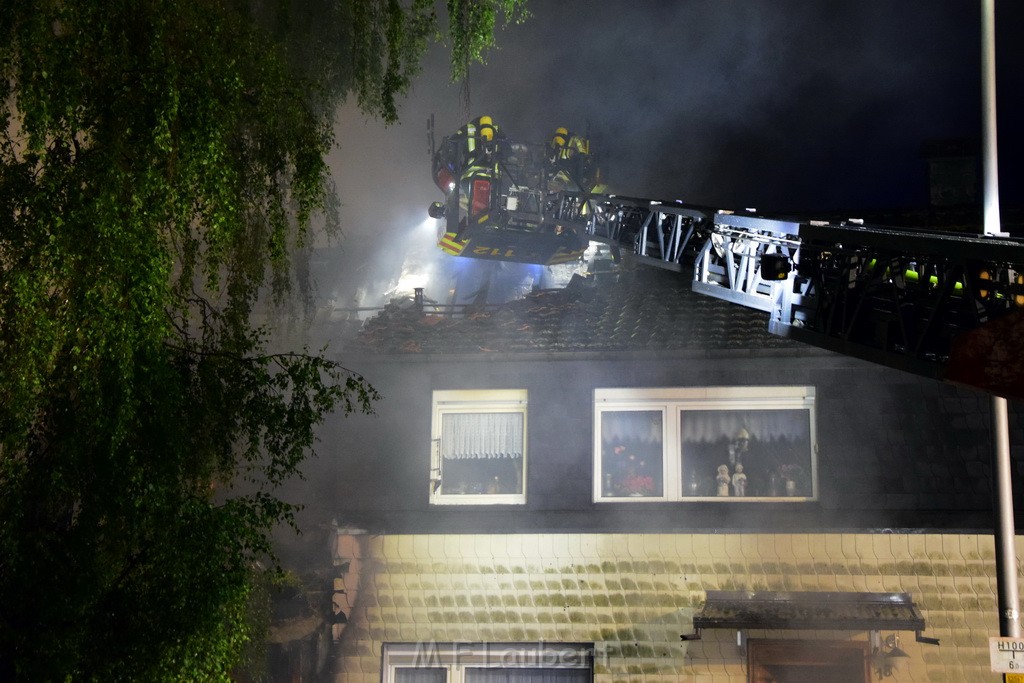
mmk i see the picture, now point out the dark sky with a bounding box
[322,0,1023,308]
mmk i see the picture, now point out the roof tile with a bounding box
[353,269,800,355]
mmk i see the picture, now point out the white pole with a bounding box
[992,396,1020,637]
[981,0,1019,640]
[981,0,1004,237]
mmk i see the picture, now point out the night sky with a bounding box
[322,0,1023,309]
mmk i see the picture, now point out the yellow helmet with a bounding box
[552,126,568,147]
[478,115,494,141]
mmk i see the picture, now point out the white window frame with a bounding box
[382,642,594,683]
[430,389,528,506]
[594,386,817,503]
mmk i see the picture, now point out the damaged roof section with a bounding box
[352,269,803,355]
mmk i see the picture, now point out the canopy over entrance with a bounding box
[683,591,933,642]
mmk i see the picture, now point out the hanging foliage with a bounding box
[0,0,524,679]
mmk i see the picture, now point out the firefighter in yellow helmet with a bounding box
[432,115,504,194]
[547,125,597,193]
[461,115,503,167]
[430,115,508,233]
[549,126,570,160]
[476,115,497,142]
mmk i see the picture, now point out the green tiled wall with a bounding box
[331,533,1018,682]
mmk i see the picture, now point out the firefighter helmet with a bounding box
[478,115,495,142]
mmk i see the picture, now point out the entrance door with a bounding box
[747,640,870,683]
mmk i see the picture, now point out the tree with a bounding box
[0,0,526,679]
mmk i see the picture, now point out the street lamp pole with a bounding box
[981,0,1019,640]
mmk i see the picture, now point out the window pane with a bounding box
[600,410,663,497]
[439,455,523,495]
[466,668,591,683]
[440,412,524,495]
[680,409,812,497]
[395,667,447,683]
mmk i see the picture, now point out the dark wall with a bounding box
[306,349,1024,535]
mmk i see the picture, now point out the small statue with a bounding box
[732,463,747,497]
[716,464,731,497]
[729,427,750,466]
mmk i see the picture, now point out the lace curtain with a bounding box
[600,410,662,445]
[441,412,524,459]
[680,409,809,443]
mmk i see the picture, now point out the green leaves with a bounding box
[1,0,517,678]
[0,1,353,678]
[447,0,529,82]
[347,0,528,121]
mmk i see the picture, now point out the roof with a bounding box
[812,205,1024,235]
[352,268,802,356]
[691,590,926,632]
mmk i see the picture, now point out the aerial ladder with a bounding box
[550,191,1024,399]
[427,119,1024,399]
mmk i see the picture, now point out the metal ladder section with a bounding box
[554,192,1024,382]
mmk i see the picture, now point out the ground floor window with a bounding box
[383,643,593,683]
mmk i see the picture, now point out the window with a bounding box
[382,643,593,683]
[594,386,816,502]
[747,640,869,682]
[431,390,527,505]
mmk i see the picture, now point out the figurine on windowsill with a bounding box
[716,464,731,496]
[732,463,747,497]
[728,427,750,466]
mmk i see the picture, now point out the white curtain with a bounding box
[680,409,808,443]
[600,410,662,445]
[441,412,524,459]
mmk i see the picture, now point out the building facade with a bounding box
[295,268,1024,682]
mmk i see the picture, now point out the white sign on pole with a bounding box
[990,637,1024,673]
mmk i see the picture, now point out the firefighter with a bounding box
[429,116,507,233]
[548,126,571,163]
[548,127,590,163]
[546,126,596,192]
[432,115,504,194]
[454,115,504,169]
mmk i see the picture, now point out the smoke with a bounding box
[320,0,1022,313]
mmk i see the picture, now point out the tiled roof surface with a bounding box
[352,269,800,355]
